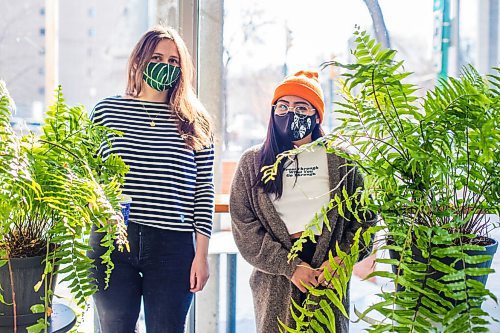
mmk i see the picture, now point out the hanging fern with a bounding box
[330,30,498,332]
[0,85,129,332]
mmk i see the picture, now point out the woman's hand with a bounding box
[190,253,210,293]
[291,262,319,293]
[190,232,210,293]
[317,256,343,287]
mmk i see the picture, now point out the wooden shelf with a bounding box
[215,194,229,213]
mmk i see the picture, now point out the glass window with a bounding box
[214,1,500,332]
[1,2,499,332]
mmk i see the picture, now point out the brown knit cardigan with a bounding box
[229,145,376,333]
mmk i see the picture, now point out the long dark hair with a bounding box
[255,109,324,198]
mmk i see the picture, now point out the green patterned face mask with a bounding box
[143,62,181,91]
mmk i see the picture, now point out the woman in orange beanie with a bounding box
[230,70,376,332]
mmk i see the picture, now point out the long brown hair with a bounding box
[125,25,212,150]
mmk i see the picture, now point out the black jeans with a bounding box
[293,236,318,305]
[89,222,195,333]
[292,236,318,265]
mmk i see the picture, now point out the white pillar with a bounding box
[159,0,225,331]
[153,0,179,29]
[45,0,59,107]
[477,0,499,74]
[193,0,225,332]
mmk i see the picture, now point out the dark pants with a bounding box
[293,236,318,305]
[89,222,195,333]
[292,236,317,265]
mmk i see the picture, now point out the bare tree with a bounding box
[222,4,275,148]
[223,6,274,69]
[362,0,391,49]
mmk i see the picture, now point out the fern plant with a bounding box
[279,226,380,333]
[0,84,129,332]
[263,30,499,332]
[328,30,499,332]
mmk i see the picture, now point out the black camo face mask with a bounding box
[274,112,317,142]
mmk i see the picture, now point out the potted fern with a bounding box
[267,30,499,332]
[0,83,129,332]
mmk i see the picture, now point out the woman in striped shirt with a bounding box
[89,25,214,333]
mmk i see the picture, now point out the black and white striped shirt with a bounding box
[90,96,214,237]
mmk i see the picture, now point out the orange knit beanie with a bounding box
[272,70,325,123]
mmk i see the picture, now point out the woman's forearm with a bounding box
[195,232,210,257]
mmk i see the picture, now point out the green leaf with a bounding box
[324,289,349,318]
[464,267,494,276]
[309,319,326,333]
[0,292,8,305]
[334,195,344,218]
[314,308,331,329]
[30,304,45,314]
[365,270,395,280]
[319,299,337,329]
[463,254,493,265]
[27,320,46,333]
[429,258,457,274]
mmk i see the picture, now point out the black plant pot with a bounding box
[389,237,498,303]
[0,255,56,328]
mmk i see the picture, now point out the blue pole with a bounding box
[226,254,237,333]
[441,0,451,79]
